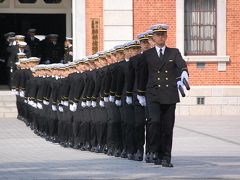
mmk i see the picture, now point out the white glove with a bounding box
[28,100,32,105]
[86,100,91,107]
[92,101,97,108]
[43,100,49,105]
[24,99,27,103]
[37,102,43,109]
[99,100,105,107]
[19,91,25,97]
[60,100,64,105]
[59,106,64,112]
[115,100,121,106]
[104,96,109,102]
[52,105,57,111]
[109,95,115,102]
[81,101,86,108]
[69,104,74,111]
[137,95,146,107]
[181,71,189,83]
[126,96,133,105]
[11,89,16,95]
[15,91,19,96]
[32,102,37,109]
[72,103,77,112]
[63,101,69,106]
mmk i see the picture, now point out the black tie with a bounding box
[159,48,163,60]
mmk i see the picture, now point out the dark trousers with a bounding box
[147,102,176,162]
[106,102,122,150]
[134,104,146,153]
[119,101,135,154]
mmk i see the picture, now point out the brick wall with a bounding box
[132,0,240,86]
[86,0,104,55]
[133,0,176,47]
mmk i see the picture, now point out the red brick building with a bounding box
[0,0,239,115]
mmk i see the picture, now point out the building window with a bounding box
[197,97,205,105]
[44,0,62,3]
[184,0,217,56]
[19,0,36,3]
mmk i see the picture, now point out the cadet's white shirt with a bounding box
[155,45,166,57]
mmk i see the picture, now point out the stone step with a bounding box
[0,91,17,118]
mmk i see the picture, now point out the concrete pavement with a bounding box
[0,116,240,179]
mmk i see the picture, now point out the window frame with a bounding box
[184,0,217,56]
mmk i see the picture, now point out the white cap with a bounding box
[18,41,27,47]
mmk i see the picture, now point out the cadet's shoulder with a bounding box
[166,47,180,53]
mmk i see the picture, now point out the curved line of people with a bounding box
[12,23,190,168]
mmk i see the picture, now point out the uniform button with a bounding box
[166,85,169,87]
[158,85,161,87]
[165,70,168,73]
[158,78,160,80]
[158,71,160,73]
[166,78,168,80]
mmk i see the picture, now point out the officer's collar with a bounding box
[125,58,129,62]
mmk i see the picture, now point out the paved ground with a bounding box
[0,116,240,179]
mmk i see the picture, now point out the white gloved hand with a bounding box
[32,102,37,109]
[99,100,105,107]
[137,95,146,107]
[11,89,16,95]
[52,105,57,111]
[63,101,69,106]
[60,100,64,105]
[59,106,64,112]
[37,102,43,109]
[115,100,121,106]
[72,103,77,112]
[86,101,91,107]
[24,99,27,103]
[126,96,133,105]
[19,91,25,97]
[69,104,74,111]
[177,81,184,89]
[43,100,49,105]
[109,95,115,102]
[104,96,109,102]
[92,101,97,108]
[181,71,189,83]
[15,91,19,96]
[81,101,86,108]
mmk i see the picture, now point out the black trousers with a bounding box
[119,100,135,154]
[134,104,146,153]
[106,102,122,150]
[147,102,176,162]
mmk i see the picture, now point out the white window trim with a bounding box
[176,0,229,68]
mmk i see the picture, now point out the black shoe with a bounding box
[162,160,173,168]
[68,141,74,148]
[90,146,96,152]
[120,149,127,158]
[80,145,86,151]
[154,158,162,165]
[152,153,158,163]
[114,149,121,157]
[127,153,134,160]
[107,148,114,156]
[85,142,91,151]
[95,145,103,153]
[145,152,151,163]
[103,145,108,154]
[52,137,59,144]
[134,150,143,161]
